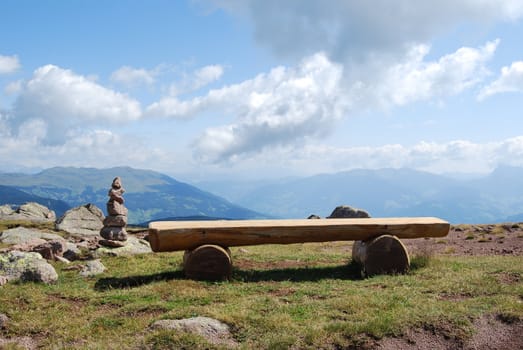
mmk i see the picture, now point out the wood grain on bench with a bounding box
[148,217,450,252]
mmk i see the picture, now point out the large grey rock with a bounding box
[79,259,106,277]
[95,236,151,257]
[150,317,236,347]
[328,205,371,218]
[56,204,104,237]
[0,204,14,216]
[0,202,55,222]
[0,227,63,245]
[0,251,58,284]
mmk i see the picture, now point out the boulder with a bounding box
[150,317,236,347]
[0,251,58,284]
[56,204,104,237]
[95,237,151,257]
[0,202,55,222]
[0,227,63,245]
[328,205,371,219]
[0,204,14,216]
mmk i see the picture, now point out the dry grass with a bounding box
[1,240,522,349]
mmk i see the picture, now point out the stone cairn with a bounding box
[99,177,128,247]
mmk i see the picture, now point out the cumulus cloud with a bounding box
[11,64,142,144]
[3,79,23,95]
[146,41,495,162]
[148,53,346,160]
[0,54,20,74]
[477,61,523,100]
[0,124,178,173]
[110,66,156,87]
[375,40,498,106]
[215,0,523,63]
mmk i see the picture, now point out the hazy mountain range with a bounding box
[196,166,523,224]
[0,167,266,224]
[1,166,523,224]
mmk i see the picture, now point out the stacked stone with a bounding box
[100,177,128,247]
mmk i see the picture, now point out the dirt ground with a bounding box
[405,222,523,257]
[377,223,523,350]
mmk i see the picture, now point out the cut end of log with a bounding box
[352,235,410,276]
[183,244,232,281]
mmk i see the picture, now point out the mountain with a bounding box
[0,167,267,224]
[0,185,71,216]
[197,167,523,224]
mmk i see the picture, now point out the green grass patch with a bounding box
[0,243,522,349]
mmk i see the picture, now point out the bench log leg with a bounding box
[352,235,410,276]
[183,244,232,281]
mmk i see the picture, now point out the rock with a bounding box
[95,237,151,257]
[32,240,67,260]
[0,227,64,245]
[0,275,9,286]
[0,251,58,284]
[328,205,371,218]
[3,238,47,253]
[56,204,104,237]
[308,214,321,219]
[63,242,81,261]
[0,313,8,329]
[150,317,236,347]
[0,204,14,216]
[54,256,70,264]
[79,259,105,277]
[18,202,56,221]
[103,215,127,227]
[99,239,127,248]
[100,226,128,241]
[0,202,55,222]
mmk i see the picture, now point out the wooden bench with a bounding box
[148,217,450,280]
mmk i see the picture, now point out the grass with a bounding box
[1,241,522,349]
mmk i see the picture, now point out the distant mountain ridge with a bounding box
[0,185,71,215]
[197,166,523,224]
[0,167,267,224]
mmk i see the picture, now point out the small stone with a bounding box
[0,275,9,286]
[0,313,9,329]
[79,259,106,277]
[99,239,127,248]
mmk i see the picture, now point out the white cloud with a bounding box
[0,54,20,74]
[376,40,498,107]
[12,64,142,144]
[148,53,346,161]
[110,66,156,87]
[204,136,523,178]
[193,65,224,89]
[167,64,225,96]
[4,80,23,95]
[477,61,523,100]
[147,41,495,162]
[215,0,523,63]
[0,125,178,173]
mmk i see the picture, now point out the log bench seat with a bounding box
[148,217,450,280]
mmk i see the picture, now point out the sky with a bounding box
[1,0,523,181]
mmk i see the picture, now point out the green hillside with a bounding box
[0,167,267,223]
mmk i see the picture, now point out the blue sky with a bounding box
[1,0,523,180]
